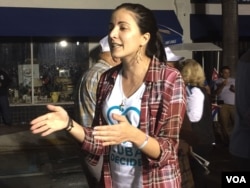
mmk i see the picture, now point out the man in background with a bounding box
[76,36,120,126]
[75,36,120,187]
[215,66,235,146]
[230,49,250,171]
[165,46,184,69]
[0,68,12,126]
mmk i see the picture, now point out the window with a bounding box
[0,37,89,104]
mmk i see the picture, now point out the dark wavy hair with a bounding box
[113,3,166,62]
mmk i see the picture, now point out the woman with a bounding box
[30,3,186,188]
[181,59,215,144]
[181,59,215,188]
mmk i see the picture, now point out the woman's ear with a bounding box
[141,32,150,46]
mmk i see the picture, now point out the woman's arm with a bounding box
[30,104,85,143]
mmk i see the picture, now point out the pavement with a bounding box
[0,124,89,188]
[0,124,235,188]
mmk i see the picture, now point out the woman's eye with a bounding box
[120,26,128,31]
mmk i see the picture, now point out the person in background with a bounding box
[181,59,215,188]
[214,66,235,146]
[76,35,120,127]
[75,35,120,187]
[165,46,184,69]
[165,47,211,96]
[30,3,186,187]
[165,47,195,188]
[229,49,250,171]
[0,68,12,126]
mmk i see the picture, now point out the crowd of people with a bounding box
[28,2,249,188]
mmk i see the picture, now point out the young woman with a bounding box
[30,3,186,187]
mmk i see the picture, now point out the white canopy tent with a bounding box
[169,43,222,71]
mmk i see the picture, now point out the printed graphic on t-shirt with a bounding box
[102,72,145,187]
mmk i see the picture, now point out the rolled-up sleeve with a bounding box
[143,70,186,167]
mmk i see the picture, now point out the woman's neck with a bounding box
[121,56,151,80]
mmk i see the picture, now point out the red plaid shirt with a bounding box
[82,57,186,188]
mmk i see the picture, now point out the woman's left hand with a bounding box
[93,113,134,146]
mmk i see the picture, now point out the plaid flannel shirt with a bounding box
[82,57,186,188]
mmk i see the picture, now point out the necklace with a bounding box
[119,72,143,111]
[119,99,125,111]
[119,76,126,111]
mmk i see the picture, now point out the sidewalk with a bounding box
[0,124,235,188]
[0,123,77,151]
[0,124,89,188]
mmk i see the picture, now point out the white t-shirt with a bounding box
[186,86,204,122]
[102,70,146,188]
[215,77,235,105]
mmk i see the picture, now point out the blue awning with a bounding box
[0,7,111,37]
[190,14,250,40]
[191,0,250,3]
[154,10,183,45]
[0,7,183,44]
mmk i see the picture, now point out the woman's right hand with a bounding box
[30,104,69,136]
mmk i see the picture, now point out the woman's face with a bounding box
[108,8,146,61]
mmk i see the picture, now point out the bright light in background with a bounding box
[59,40,68,47]
[76,41,80,46]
